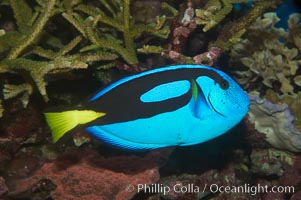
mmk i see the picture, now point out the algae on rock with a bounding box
[230,13,301,95]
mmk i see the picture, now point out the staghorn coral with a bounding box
[137,1,195,63]
[248,93,301,152]
[211,0,283,50]
[0,0,290,107]
[63,0,170,66]
[230,13,301,94]
[195,0,250,32]
[0,0,173,105]
[3,83,33,108]
[0,0,118,102]
[195,0,282,32]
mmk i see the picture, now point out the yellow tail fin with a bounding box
[44,110,106,142]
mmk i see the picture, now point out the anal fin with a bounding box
[86,126,169,150]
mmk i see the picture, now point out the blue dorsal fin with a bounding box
[85,126,168,150]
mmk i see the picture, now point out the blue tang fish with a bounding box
[44,65,250,150]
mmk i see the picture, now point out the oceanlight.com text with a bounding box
[127,183,295,196]
[209,183,295,196]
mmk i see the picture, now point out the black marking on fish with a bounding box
[86,67,228,125]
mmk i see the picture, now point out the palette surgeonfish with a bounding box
[44,64,250,150]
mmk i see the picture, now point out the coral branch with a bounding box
[212,0,283,50]
[8,0,56,59]
[3,83,33,107]
[71,0,169,65]
[62,12,87,37]
[0,50,117,101]
[9,0,33,33]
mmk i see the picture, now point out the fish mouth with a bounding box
[208,92,226,117]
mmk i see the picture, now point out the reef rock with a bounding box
[248,94,301,152]
[250,149,284,176]
[291,190,301,200]
[0,177,8,198]
[11,147,172,200]
[0,100,3,118]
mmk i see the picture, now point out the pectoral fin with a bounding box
[190,79,211,119]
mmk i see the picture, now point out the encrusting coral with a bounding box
[248,93,301,152]
[230,12,301,94]
[264,89,301,131]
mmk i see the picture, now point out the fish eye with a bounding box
[219,79,229,90]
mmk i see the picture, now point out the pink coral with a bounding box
[193,47,221,66]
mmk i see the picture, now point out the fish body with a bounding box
[45,65,250,150]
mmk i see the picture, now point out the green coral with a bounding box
[230,13,301,94]
[193,0,283,51]
[195,0,280,32]
[63,0,170,66]
[3,83,33,107]
[195,0,246,32]
[0,0,118,102]
[137,45,165,54]
[208,0,283,51]
[0,0,170,104]
[7,0,56,59]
